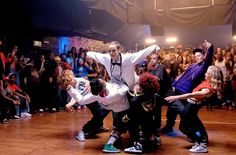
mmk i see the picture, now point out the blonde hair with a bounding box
[109,41,123,51]
[57,69,75,89]
[207,65,223,92]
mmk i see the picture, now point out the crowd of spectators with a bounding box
[0,39,236,125]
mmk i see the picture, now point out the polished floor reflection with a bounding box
[0,106,236,155]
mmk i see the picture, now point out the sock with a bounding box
[107,134,119,144]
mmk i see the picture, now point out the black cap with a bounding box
[138,61,147,67]
[193,48,204,55]
[8,73,16,78]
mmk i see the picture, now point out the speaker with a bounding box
[150,26,164,36]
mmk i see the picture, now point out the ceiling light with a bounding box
[166,37,177,43]
[145,38,156,44]
[233,35,236,40]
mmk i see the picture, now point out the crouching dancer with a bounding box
[61,70,130,153]
[123,73,161,153]
[57,70,110,141]
[165,66,223,153]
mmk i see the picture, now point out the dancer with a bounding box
[123,73,161,153]
[86,41,160,136]
[162,40,214,139]
[149,52,171,137]
[57,70,110,141]
[86,41,160,90]
[67,78,129,153]
[58,70,130,153]
[165,65,223,153]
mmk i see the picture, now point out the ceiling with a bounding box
[0,0,235,49]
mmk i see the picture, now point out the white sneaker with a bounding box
[24,112,32,117]
[21,112,32,117]
[191,142,200,149]
[76,131,85,141]
[20,113,26,118]
[124,142,142,153]
[39,109,44,113]
[189,143,208,153]
[13,115,20,119]
[52,108,57,112]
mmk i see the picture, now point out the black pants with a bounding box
[152,92,167,135]
[0,101,10,121]
[82,101,110,134]
[0,99,15,121]
[47,83,57,111]
[164,90,208,143]
[179,101,208,143]
[164,89,182,129]
[127,95,156,143]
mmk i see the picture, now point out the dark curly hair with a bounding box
[139,72,160,95]
[90,78,104,95]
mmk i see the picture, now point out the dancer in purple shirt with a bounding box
[161,41,214,144]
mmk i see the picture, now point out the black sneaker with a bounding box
[1,118,9,124]
[58,107,64,112]
[154,136,161,146]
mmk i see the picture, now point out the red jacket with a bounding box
[192,80,215,101]
[54,62,71,78]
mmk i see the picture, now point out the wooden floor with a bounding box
[1,106,236,155]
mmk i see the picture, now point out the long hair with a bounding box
[207,65,224,92]
[57,69,75,89]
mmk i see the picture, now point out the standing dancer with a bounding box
[162,40,214,141]
[86,41,160,90]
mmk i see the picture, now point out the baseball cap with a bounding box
[3,76,9,81]
[193,48,204,55]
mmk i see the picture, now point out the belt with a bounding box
[172,87,184,95]
[187,98,203,105]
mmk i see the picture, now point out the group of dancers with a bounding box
[57,41,223,153]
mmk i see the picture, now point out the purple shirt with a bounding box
[172,45,214,93]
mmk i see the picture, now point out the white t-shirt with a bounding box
[67,80,129,112]
[66,78,90,103]
[215,59,227,81]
